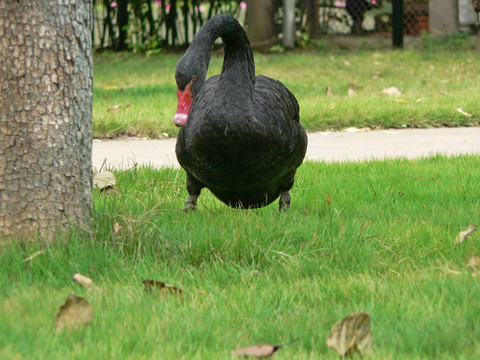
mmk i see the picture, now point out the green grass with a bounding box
[93,48,480,139]
[2,155,480,359]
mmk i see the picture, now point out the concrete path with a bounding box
[92,127,480,170]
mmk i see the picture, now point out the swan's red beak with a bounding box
[173,83,193,127]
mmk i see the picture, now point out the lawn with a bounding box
[2,155,480,359]
[93,44,480,139]
[2,38,480,358]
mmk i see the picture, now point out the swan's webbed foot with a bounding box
[279,191,291,211]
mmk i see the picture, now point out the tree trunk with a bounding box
[283,0,296,48]
[245,0,277,49]
[0,0,93,241]
[117,0,129,51]
[307,0,321,38]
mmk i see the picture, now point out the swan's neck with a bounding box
[217,18,255,93]
[189,15,255,96]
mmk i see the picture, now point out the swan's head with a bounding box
[173,77,194,127]
[173,54,207,127]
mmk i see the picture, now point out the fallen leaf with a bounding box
[325,86,332,95]
[72,273,93,290]
[380,86,402,97]
[344,127,370,133]
[467,256,480,269]
[107,103,131,112]
[457,108,472,117]
[232,344,280,358]
[93,171,117,191]
[55,294,93,332]
[23,249,45,262]
[113,222,122,234]
[108,104,121,112]
[329,102,336,110]
[142,279,183,295]
[327,312,373,357]
[454,224,476,244]
[325,194,332,205]
[249,269,264,276]
[344,60,351,66]
[348,88,356,97]
[445,269,462,276]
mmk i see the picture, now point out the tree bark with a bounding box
[117,0,129,51]
[307,0,321,38]
[245,0,277,49]
[283,0,296,48]
[0,0,93,241]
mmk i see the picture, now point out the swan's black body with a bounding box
[174,15,307,210]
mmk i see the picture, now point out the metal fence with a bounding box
[92,1,480,51]
[92,0,246,51]
[312,0,478,36]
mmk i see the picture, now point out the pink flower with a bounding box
[111,1,117,7]
[155,1,170,11]
[240,2,247,10]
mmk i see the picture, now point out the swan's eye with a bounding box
[191,75,198,82]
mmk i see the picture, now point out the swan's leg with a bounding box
[279,171,296,211]
[279,191,291,211]
[183,173,203,212]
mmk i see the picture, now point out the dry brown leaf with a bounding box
[327,312,373,357]
[455,224,476,244]
[348,88,356,97]
[457,108,472,117]
[23,249,45,262]
[325,194,332,205]
[55,294,93,332]
[103,85,120,90]
[380,86,402,97]
[344,127,370,133]
[93,171,117,191]
[467,256,480,269]
[325,86,332,95]
[232,344,280,358]
[142,279,183,295]
[72,273,93,290]
[113,222,122,234]
[108,104,121,112]
[107,103,131,112]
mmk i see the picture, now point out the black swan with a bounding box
[173,14,307,211]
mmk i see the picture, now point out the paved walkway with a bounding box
[92,127,480,170]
